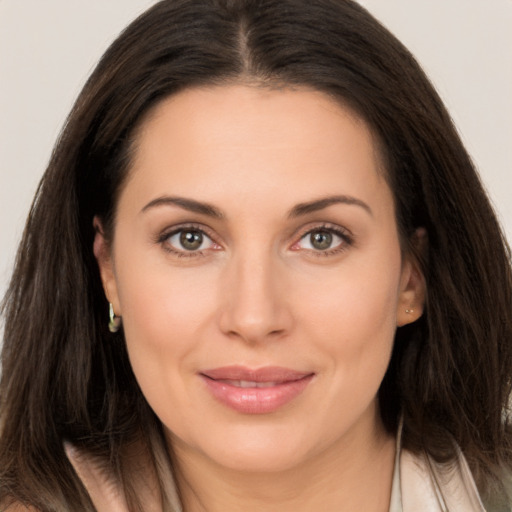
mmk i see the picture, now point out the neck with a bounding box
[170,411,396,512]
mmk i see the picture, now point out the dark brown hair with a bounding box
[1,0,511,510]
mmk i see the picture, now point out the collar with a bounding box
[66,425,486,512]
[389,421,486,512]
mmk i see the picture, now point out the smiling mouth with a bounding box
[200,366,314,414]
[215,379,283,388]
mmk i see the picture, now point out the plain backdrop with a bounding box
[1,0,511,304]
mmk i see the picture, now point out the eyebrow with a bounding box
[288,195,373,218]
[141,196,224,219]
[140,194,372,219]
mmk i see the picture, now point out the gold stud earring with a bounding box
[405,308,414,314]
[108,303,122,333]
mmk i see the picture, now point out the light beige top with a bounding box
[65,433,486,512]
[388,429,485,511]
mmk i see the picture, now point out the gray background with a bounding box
[1,0,511,303]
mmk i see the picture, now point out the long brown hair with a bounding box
[1,0,511,510]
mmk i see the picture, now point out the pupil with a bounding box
[180,231,203,250]
[311,231,332,250]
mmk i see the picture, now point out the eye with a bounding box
[165,228,216,253]
[306,230,336,250]
[293,226,351,253]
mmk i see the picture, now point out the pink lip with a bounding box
[200,366,314,414]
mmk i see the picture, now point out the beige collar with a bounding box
[66,431,485,512]
[389,424,486,512]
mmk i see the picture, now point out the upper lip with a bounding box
[200,366,313,383]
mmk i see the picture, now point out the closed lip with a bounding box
[199,365,315,414]
[200,365,314,383]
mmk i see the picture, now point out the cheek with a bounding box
[295,250,402,394]
[112,252,219,396]
[298,253,401,341]
[307,263,400,420]
[116,252,214,338]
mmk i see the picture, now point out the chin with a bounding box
[208,441,311,474]
[168,421,318,474]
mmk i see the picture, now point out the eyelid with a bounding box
[154,221,353,258]
[289,222,354,253]
[156,222,222,256]
[292,222,353,241]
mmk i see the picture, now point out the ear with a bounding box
[396,228,427,327]
[93,216,122,316]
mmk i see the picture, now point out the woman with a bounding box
[1,0,511,510]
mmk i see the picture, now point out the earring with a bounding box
[405,308,414,314]
[108,303,122,333]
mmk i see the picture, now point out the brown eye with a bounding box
[165,229,215,253]
[293,226,351,255]
[310,231,333,250]
[180,230,204,250]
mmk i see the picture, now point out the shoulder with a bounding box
[64,442,130,511]
[400,446,486,511]
[64,441,163,512]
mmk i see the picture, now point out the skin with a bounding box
[95,85,425,511]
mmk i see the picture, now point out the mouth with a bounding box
[199,366,315,414]
[214,380,283,388]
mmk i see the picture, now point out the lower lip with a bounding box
[200,374,314,414]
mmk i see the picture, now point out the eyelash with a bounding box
[156,223,219,258]
[292,223,354,257]
[156,223,354,259]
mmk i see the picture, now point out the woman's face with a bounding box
[95,85,424,473]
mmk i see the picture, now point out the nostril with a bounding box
[217,264,293,343]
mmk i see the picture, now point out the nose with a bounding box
[218,250,293,344]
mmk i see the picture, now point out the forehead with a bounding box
[123,85,391,218]
[134,85,379,162]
